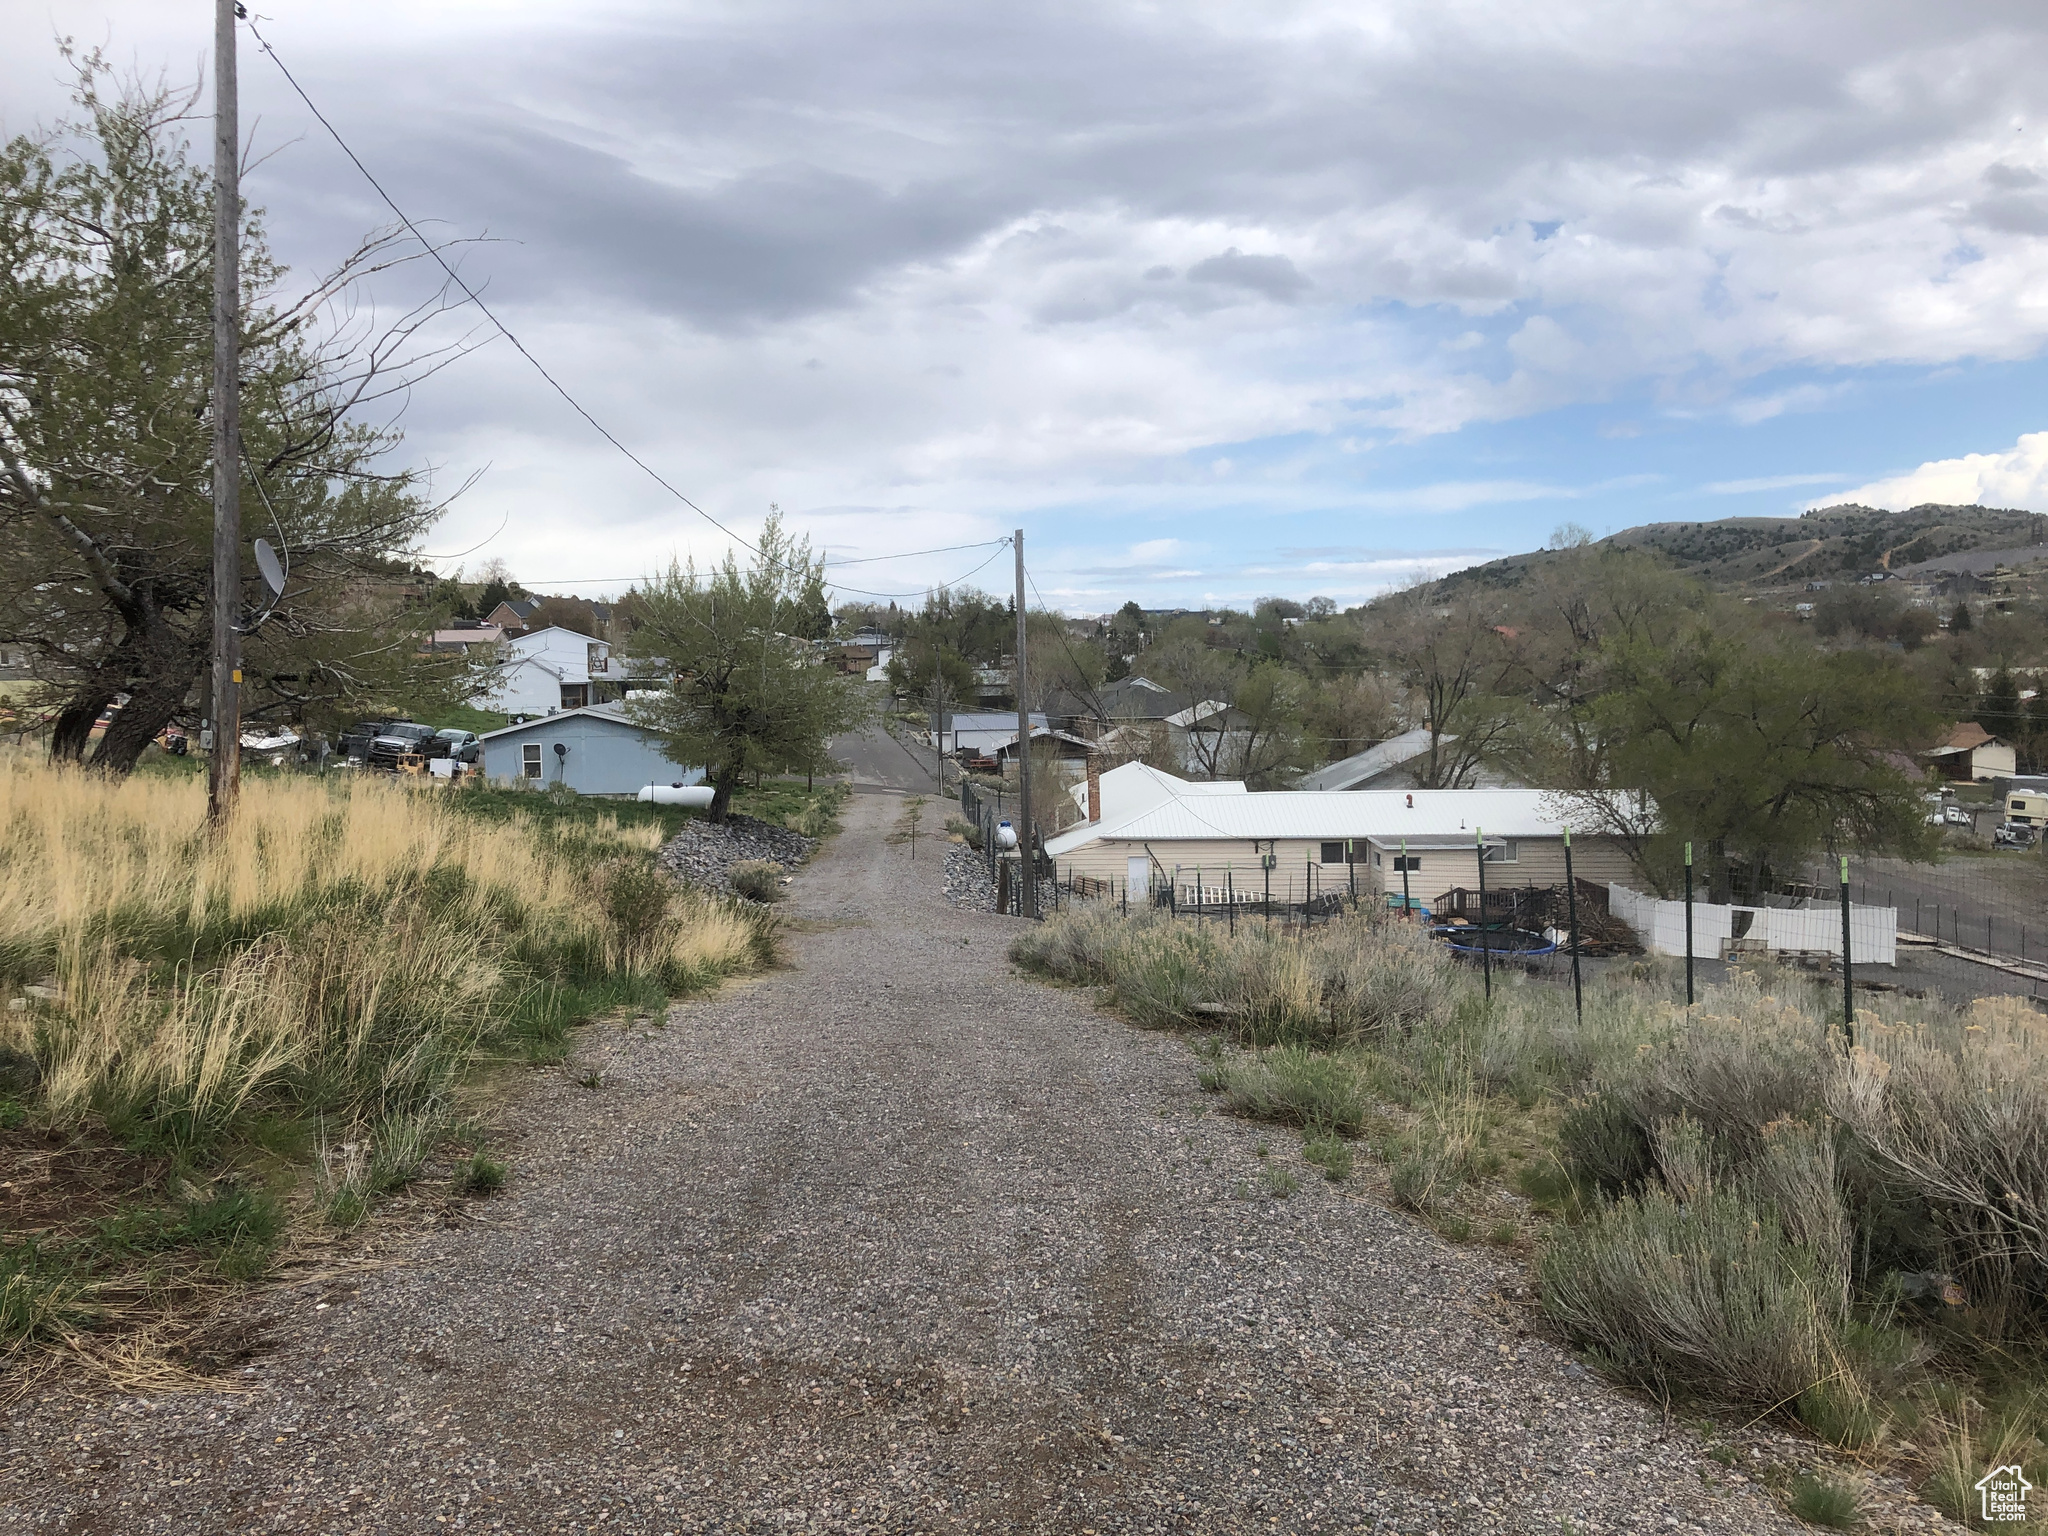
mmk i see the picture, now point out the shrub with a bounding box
[1536,1179,1837,1407]
[1827,998,2048,1329]
[1785,1472,1863,1530]
[728,860,787,904]
[1212,1047,1371,1136]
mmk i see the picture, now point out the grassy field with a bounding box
[0,757,774,1386]
[1013,904,2047,1528]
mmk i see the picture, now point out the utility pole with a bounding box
[206,0,243,826]
[1013,529,1034,918]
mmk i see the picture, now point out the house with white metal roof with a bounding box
[1044,762,1638,905]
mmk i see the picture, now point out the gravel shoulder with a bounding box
[4,795,1863,1534]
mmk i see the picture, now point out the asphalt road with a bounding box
[830,721,948,795]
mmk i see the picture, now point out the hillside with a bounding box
[1433,503,2048,595]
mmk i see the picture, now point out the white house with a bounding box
[490,626,620,715]
[1044,762,1636,905]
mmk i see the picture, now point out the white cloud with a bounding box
[1821,431,2048,510]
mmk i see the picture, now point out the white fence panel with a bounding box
[1608,885,1896,966]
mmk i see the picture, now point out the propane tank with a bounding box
[994,818,1018,850]
[637,783,716,808]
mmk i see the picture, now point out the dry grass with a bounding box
[0,755,771,1376]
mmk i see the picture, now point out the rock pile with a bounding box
[657,814,817,896]
[943,841,1053,915]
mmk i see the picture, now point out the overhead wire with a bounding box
[243,14,1007,602]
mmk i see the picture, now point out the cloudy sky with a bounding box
[8,2,2048,610]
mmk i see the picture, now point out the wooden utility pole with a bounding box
[206,0,243,825]
[1013,529,1034,918]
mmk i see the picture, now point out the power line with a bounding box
[479,538,1017,589]
[243,15,1006,602]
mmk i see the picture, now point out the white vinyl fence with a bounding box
[1608,884,1897,966]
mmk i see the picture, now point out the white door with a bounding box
[1127,855,1149,896]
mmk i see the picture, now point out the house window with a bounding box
[522,744,542,779]
[1481,841,1518,863]
[1319,842,1351,865]
[1391,855,1421,872]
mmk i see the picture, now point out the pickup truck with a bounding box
[366,722,444,770]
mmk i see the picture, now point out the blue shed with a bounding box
[478,704,703,796]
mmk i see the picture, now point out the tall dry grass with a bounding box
[0,756,766,1149]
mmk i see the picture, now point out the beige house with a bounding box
[1924,722,2017,782]
[1045,763,1636,906]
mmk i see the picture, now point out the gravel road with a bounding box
[3,795,1878,1534]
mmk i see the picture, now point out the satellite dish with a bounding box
[252,538,286,598]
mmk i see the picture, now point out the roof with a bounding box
[509,625,607,649]
[992,727,1097,755]
[478,703,655,740]
[1046,765,1584,857]
[1294,727,1442,791]
[1926,721,2000,755]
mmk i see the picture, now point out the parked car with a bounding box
[1992,822,2039,851]
[366,721,442,770]
[434,727,482,765]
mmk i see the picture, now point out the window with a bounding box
[1481,840,1518,863]
[1391,855,1421,872]
[522,743,542,780]
[1319,841,1351,865]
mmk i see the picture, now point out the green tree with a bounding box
[1580,627,1940,898]
[624,516,869,821]
[1977,666,2023,745]
[0,52,474,771]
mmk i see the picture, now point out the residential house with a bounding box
[478,704,700,796]
[1044,762,1635,904]
[940,710,1047,756]
[491,626,621,715]
[1923,722,2017,783]
[483,596,543,632]
[424,621,509,655]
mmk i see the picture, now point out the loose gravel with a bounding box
[1,795,1958,1534]
[656,812,817,895]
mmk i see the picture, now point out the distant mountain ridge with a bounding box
[1433,503,2048,594]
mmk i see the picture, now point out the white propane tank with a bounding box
[995,818,1018,850]
[637,783,716,808]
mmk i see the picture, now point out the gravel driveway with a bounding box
[4,796,1838,1534]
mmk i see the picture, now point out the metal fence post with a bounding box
[1683,841,1695,1006]
[1400,837,1411,922]
[1476,826,1492,999]
[1564,828,1583,1025]
[1839,854,1854,1047]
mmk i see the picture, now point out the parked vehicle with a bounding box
[434,727,482,765]
[367,722,442,770]
[338,718,394,763]
[1992,822,2039,851]
[2007,790,2048,828]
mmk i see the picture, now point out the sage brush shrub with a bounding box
[1827,998,2048,1327]
[1537,1178,1839,1406]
